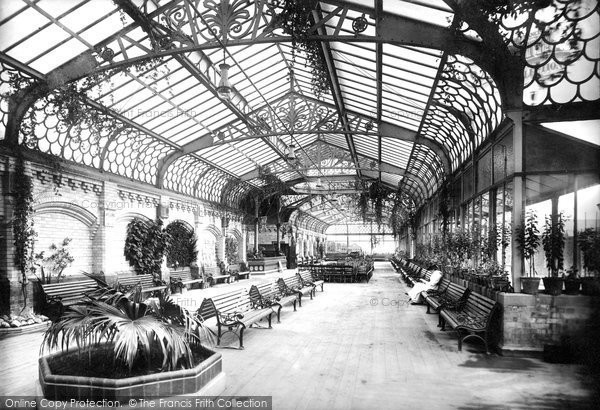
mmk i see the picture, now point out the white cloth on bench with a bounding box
[407,270,443,303]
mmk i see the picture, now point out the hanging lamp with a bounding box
[217,49,232,100]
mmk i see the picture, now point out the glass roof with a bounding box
[9,0,593,229]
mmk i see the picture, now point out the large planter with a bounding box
[563,278,581,295]
[521,277,541,294]
[542,277,564,296]
[39,346,223,401]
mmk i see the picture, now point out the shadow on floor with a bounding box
[459,355,544,372]
[457,392,596,410]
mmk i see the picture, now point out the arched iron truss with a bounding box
[0,0,596,230]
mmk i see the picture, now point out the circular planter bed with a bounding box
[39,345,223,401]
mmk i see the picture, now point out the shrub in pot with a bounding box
[578,228,600,295]
[516,210,541,294]
[541,212,566,296]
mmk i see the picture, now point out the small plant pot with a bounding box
[521,277,541,294]
[563,278,581,295]
[542,277,564,296]
[581,277,600,296]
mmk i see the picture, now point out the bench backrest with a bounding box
[117,274,155,288]
[298,270,314,284]
[463,292,500,322]
[171,271,194,281]
[42,279,99,305]
[423,270,432,282]
[197,288,247,321]
[446,282,469,301]
[249,282,280,304]
[436,277,451,293]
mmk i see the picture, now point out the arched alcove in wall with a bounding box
[199,224,222,267]
[225,227,243,266]
[165,219,197,268]
[107,212,152,273]
[33,201,99,277]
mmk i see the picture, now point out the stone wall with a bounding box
[497,292,599,355]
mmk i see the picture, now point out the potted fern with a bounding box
[516,210,541,294]
[541,212,566,295]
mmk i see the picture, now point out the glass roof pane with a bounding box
[30,38,88,72]
[353,135,379,159]
[0,7,49,50]
[383,0,453,28]
[7,24,70,63]
[381,138,413,169]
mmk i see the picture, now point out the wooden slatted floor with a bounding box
[0,262,595,409]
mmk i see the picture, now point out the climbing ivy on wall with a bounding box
[12,154,36,310]
[124,218,171,278]
[225,236,239,266]
[165,221,197,268]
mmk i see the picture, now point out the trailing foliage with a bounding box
[12,155,36,278]
[124,218,171,278]
[542,212,566,277]
[11,154,36,310]
[225,236,239,266]
[165,221,197,268]
[516,210,541,277]
[275,0,331,97]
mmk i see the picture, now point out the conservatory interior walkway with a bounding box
[0,262,596,410]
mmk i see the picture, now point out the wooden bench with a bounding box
[356,264,373,283]
[439,291,500,354]
[277,276,314,307]
[249,282,299,322]
[204,266,233,285]
[41,279,100,307]
[197,288,274,349]
[117,274,167,296]
[236,270,251,281]
[170,269,203,290]
[298,270,324,292]
[407,269,432,287]
[423,280,471,328]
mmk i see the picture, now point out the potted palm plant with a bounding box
[516,210,541,294]
[38,287,221,401]
[541,212,566,295]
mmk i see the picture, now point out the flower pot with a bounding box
[521,277,541,294]
[542,277,564,296]
[563,278,581,295]
[491,276,510,292]
[581,277,600,296]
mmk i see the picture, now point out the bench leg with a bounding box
[298,295,302,307]
[426,304,431,314]
[292,300,297,312]
[277,306,282,323]
[268,313,272,329]
[217,324,222,346]
[238,326,245,349]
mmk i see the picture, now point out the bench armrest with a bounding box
[219,311,244,326]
